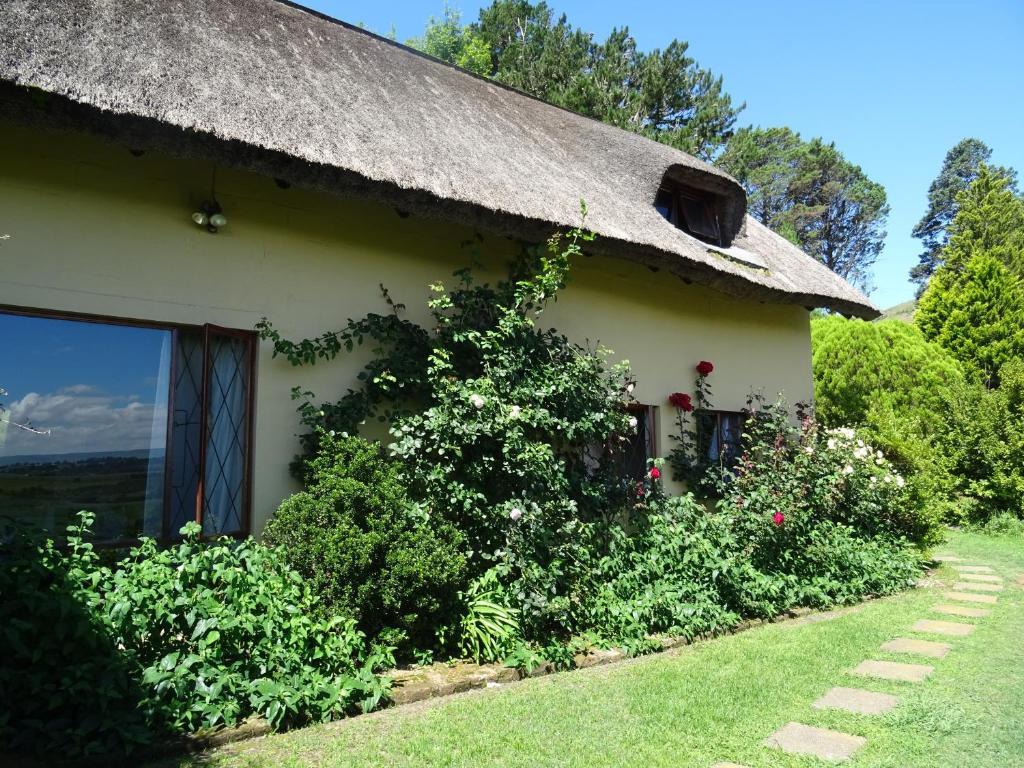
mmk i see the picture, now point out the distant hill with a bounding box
[0,448,158,468]
[877,300,916,324]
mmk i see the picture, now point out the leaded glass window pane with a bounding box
[202,333,250,536]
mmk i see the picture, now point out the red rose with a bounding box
[636,482,645,498]
[649,467,661,480]
[696,361,714,377]
[772,511,785,526]
[668,392,694,412]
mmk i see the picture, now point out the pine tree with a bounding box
[916,167,1024,387]
[718,128,889,291]
[408,1,743,159]
[910,138,1018,293]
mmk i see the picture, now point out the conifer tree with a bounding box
[910,138,1017,293]
[916,167,1024,386]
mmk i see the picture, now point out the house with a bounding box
[0,0,877,545]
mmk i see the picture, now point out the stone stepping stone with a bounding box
[852,659,934,682]
[812,686,899,715]
[953,565,994,573]
[765,722,866,761]
[933,555,963,562]
[953,581,1003,592]
[912,619,974,636]
[945,591,998,604]
[881,637,951,658]
[933,603,991,618]
[959,573,1003,583]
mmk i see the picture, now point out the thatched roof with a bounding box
[0,0,877,318]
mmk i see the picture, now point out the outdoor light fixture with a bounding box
[192,168,228,233]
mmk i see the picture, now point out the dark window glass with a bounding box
[654,189,675,222]
[678,195,722,244]
[655,186,723,246]
[0,313,171,541]
[699,410,744,468]
[0,311,253,543]
[623,405,656,480]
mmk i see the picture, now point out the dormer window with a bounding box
[654,186,723,246]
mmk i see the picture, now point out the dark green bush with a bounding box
[263,432,468,657]
[940,358,1024,521]
[0,516,151,757]
[0,513,388,759]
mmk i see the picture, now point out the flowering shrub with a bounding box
[261,221,638,639]
[720,395,941,552]
[258,224,927,668]
[666,361,720,488]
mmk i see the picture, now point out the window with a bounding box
[0,309,255,544]
[654,186,723,246]
[622,404,657,481]
[698,410,744,469]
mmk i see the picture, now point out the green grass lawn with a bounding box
[166,530,1024,768]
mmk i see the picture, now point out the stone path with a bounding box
[952,581,1003,592]
[714,557,1000,766]
[932,603,991,618]
[953,565,994,573]
[765,722,866,761]
[945,590,998,604]
[911,619,975,636]
[853,659,934,682]
[958,573,1002,583]
[812,686,898,715]
[881,637,951,657]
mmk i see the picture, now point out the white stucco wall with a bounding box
[0,123,814,533]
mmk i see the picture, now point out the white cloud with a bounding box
[1,390,166,457]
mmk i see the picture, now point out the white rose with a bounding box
[842,465,854,475]
[626,383,635,394]
[875,457,885,465]
[896,475,905,488]
[509,507,522,521]
[804,446,814,455]
[870,476,877,484]
[628,416,638,429]
[883,475,893,483]
[827,438,837,450]
[509,405,522,419]
[876,450,884,459]
[470,394,486,410]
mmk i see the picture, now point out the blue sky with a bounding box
[1,314,169,456]
[307,0,1023,309]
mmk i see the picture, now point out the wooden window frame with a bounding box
[0,303,257,548]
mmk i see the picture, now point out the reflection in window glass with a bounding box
[0,313,170,541]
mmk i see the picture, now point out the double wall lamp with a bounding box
[192,168,228,233]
